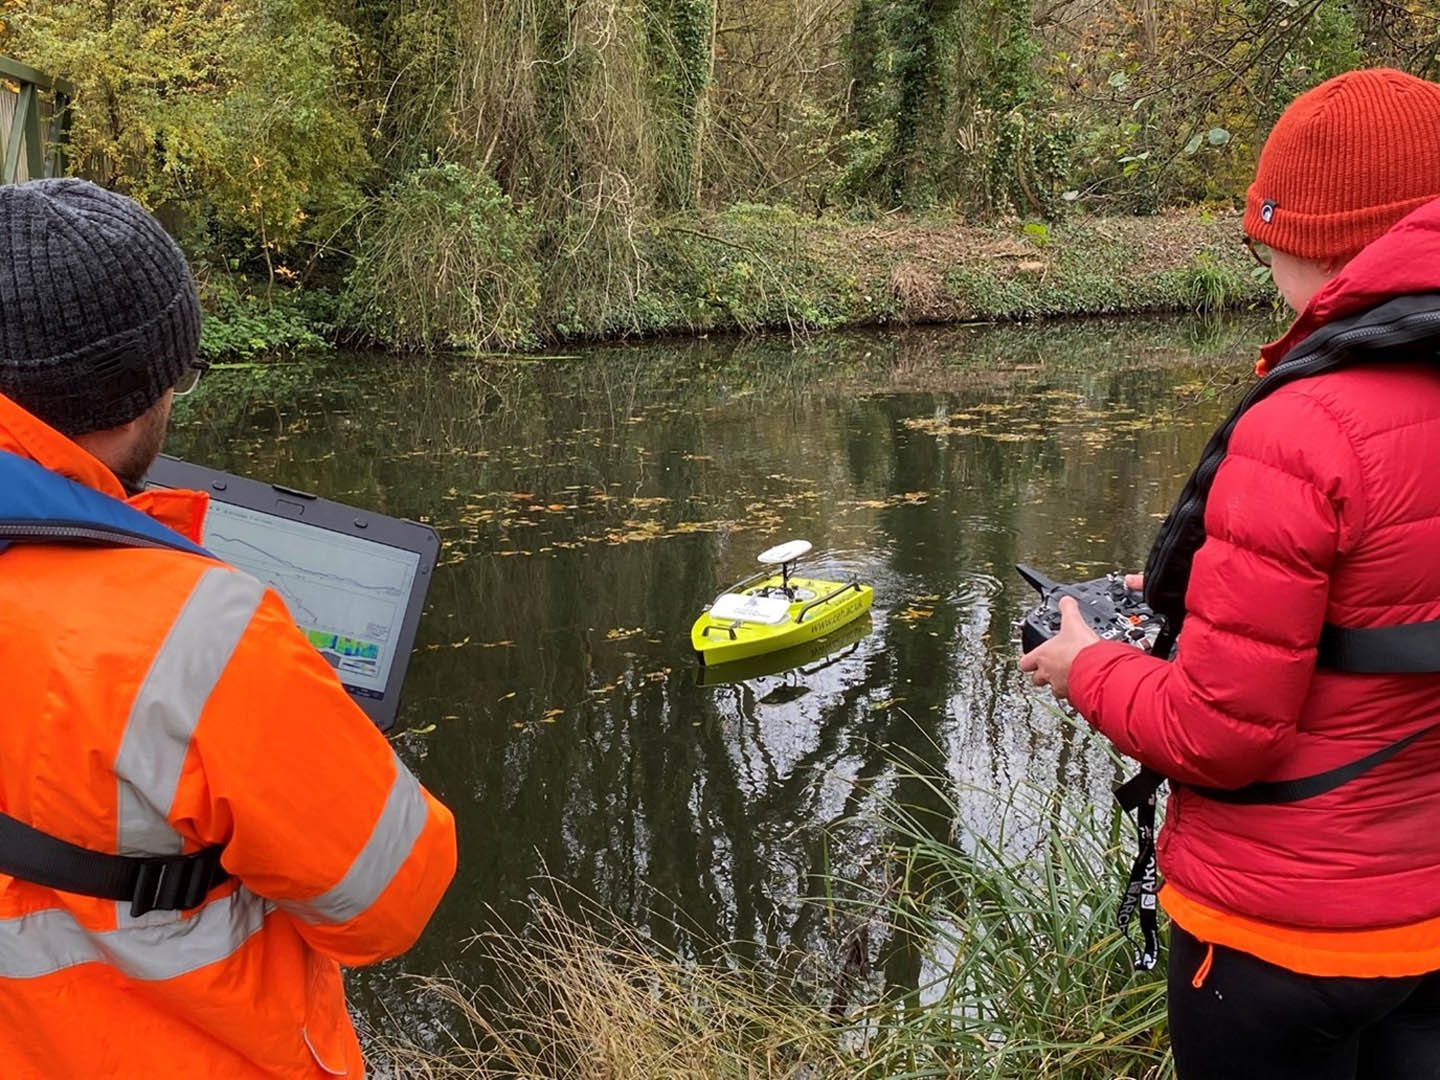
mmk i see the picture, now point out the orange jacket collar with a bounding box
[0,393,208,544]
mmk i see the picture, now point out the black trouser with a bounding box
[1169,923,1440,1079]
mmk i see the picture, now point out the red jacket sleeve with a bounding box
[1069,388,1367,789]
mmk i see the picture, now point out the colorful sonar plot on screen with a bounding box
[304,630,384,680]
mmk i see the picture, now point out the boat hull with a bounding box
[695,613,874,685]
[691,575,874,665]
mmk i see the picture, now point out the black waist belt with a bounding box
[1112,719,1440,971]
[0,810,228,917]
[1318,617,1440,673]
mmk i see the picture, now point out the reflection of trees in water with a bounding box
[165,316,1271,1033]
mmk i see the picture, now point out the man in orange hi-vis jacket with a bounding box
[0,179,457,1078]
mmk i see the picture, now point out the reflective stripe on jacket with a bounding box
[0,394,457,1078]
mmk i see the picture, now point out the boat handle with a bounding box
[795,581,860,624]
[702,622,739,640]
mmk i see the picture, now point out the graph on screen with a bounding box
[201,500,422,698]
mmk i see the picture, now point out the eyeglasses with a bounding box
[1242,234,1274,269]
[173,360,211,397]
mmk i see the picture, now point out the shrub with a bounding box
[343,162,541,353]
[198,279,337,362]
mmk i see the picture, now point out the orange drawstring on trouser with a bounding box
[1192,943,1215,989]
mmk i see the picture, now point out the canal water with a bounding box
[167,313,1275,1040]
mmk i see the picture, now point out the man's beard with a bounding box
[112,398,171,491]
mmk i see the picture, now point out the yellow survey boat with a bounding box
[691,540,874,666]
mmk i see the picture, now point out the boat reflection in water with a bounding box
[694,613,874,689]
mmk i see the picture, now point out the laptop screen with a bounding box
[143,454,440,730]
[200,499,422,700]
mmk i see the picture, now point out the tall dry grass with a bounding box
[375,894,866,1079]
[374,766,1173,1080]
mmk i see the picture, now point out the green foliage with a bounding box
[881,0,965,205]
[344,161,540,353]
[4,0,370,269]
[642,0,714,208]
[1059,0,1386,211]
[7,0,1433,352]
[833,0,1077,216]
[198,280,337,361]
[940,220,1267,321]
[1179,253,1249,315]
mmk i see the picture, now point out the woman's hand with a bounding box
[1018,595,1101,702]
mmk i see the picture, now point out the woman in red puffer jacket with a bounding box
[1022,68,1440,1080]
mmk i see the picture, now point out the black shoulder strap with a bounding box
[0,813,228,916]
[1318,618,1440,673]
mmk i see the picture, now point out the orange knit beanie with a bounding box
[1245,68,1440,261]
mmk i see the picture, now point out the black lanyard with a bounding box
[1114,766,1163,971]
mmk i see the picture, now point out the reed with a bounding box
[852,771,1172,1078]
[374,768,1171,1079]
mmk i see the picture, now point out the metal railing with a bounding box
[0,56,72,184]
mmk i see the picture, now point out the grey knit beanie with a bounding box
[0,179,201,436]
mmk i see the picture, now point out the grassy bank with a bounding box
[201,207,1271,361]
[372,766,1171,1080]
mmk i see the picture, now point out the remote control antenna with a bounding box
[1016,563,1061,597]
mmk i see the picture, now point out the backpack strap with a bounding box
[1317,618,1440,673]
